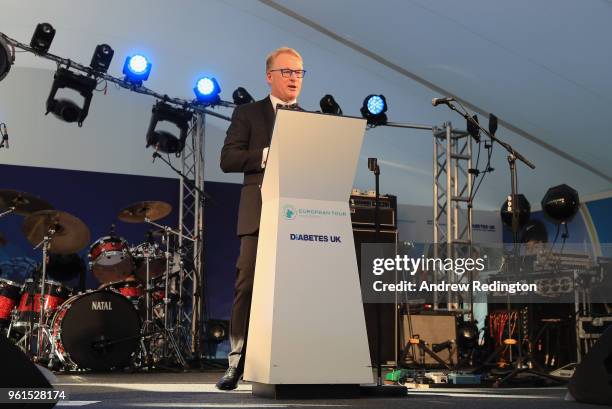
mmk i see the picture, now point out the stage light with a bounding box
[457,321,479,350]
[122,54,151,85]
[90,44,114,73]
[360,94,387,126]
[541,184,580,224]
[146,102,192,155]
[500,194,531,229]
[466,114,481,142]
[30,23,55,53]
[45,68,97,126]
[232,87,254,106]
[320,94,342,115]
[489,113,498,136]
[205,319,229,343]
[0,37,14,82]
[193,76,221,105]
[459,323,478,341]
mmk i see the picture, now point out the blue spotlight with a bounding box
[122,54,151,85]
[193,76,221,105]
[367,95,385,115]
[360,94,388,126]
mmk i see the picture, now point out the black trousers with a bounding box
[228,234,258,369]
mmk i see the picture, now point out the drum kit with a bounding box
[0,189,192,371]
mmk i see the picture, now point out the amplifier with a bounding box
[349,191,397,229]
[401,314,458,366]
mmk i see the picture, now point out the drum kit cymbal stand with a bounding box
[0,192,76,360]
[6,205,92,364]
[114,201,194,370]
[30,223,56,361]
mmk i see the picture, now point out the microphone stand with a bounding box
[152,151,214,205]
[361,158,407,397]
[439,101,564,386]
[442,102,535,170]
[370,158,383,387]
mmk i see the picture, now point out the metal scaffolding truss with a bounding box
[432,122,473,309]
[177,112,206,358]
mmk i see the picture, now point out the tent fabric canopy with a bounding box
[1,0,610,210]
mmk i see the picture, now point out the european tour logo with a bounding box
[281,204,347,221]
[282,205,297,220]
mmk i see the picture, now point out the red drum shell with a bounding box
[0,278,21,323]
[89,236,134,283]
[13,279,71,328]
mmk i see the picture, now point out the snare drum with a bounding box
[89,236,134,283]
[13,278,71,328]
[0,278,21,326]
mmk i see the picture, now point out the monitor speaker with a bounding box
[0,336,56,408]
[568,325,612,406]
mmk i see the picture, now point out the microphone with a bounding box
[431,97,455,107]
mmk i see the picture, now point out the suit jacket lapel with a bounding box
[261,96,275,145]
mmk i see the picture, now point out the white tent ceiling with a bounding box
[1,0,610,210]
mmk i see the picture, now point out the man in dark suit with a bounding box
[216,47,305,390]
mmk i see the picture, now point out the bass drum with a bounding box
[51,290,141,370]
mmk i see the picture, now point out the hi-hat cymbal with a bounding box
[118,201,172,223]
[22,210,91,254]
[0,190,53,216]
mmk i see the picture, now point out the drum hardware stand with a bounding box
[30,224,58,361]
[0,206,15,218]
[138,216,196,369]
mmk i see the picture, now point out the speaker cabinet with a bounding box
[353,228,398,365]
[0,336,56,408]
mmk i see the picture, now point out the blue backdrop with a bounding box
[0,164,241,325]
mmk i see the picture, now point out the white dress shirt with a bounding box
[262,94,298,168]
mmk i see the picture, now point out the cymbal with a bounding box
[22,210,91,254]
[118,201,172,223]
[0,190,53,216]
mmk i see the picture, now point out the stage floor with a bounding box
[48,371,590,409]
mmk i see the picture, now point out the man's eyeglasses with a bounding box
[269,68,306,78]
